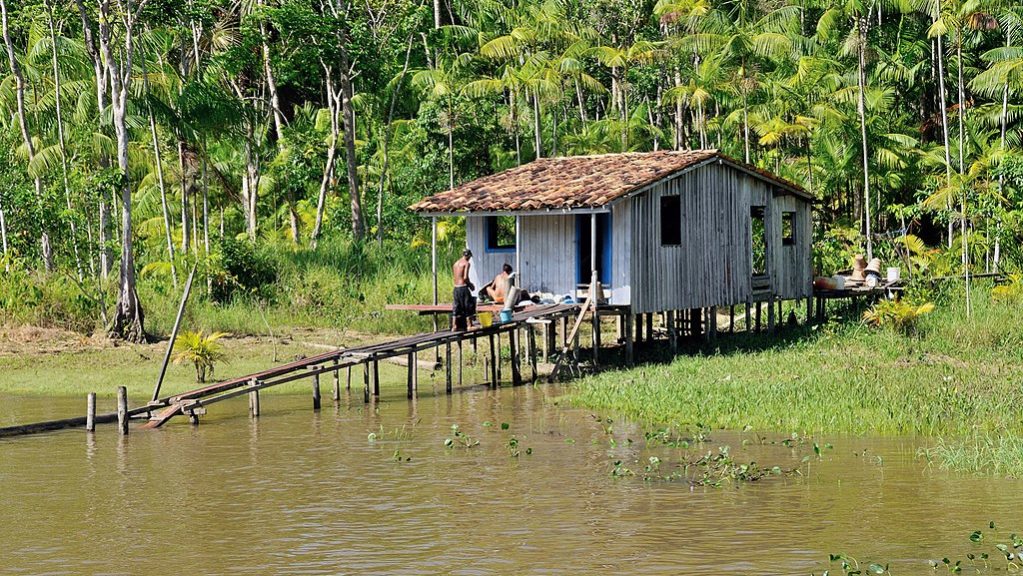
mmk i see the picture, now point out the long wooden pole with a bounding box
[151,265,196,402]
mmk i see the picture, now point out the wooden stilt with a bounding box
[729,305,735,333]
[312,369,321,410]
[346,366,352,391]
[457,340,463,388]
[363,363,370,403]
[445,342,453,394]
[767,299,776,333]
[592,309,601,367]
[332,359,340,403]
[645,312,653,342]
[406,352,415,399]
[745,301,753,332]
[495,333,503,383]
[86,392,96,432]
[249,378,261,417]
[488,333,498,387]
[116,386,128,435]
[527,325,538,382]
[559,316,568,350]
[624,312,634,366]
[755,302,762,332]
[806,296,813,325]
[709,306,718,340]
[635,313,643,343]
[509,327,522,385]
[373,360,380,397]
[667,310,677,353]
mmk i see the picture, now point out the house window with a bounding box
[660,195,681,246]
[751,206,767,276]
[485,216,516,252]
[782,212,795,246]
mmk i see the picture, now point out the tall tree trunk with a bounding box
[856,16,873,260]
[95,0,145,342]
[1,0,53,272]
[75,0,112,279]
[533,91,542,158]
[956,31,970,316]
[178,140,191,253]
[142,52,178,287]
[312,64,341,249]
[936,33,954,248]
[47,7,85,280]
[994,30,1010,272]
[375,33,414,246]
[0,199,8,271]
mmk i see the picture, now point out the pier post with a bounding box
[635,313,643,343]
[527,324,538,382]
[559,316,568,350]
[755,302,762,332]
[332,359,340,403]
[346,366,352,391]
[312,368,321,411]
[767,299,776,333]
[407,352,415,399]
[509,328,522,385]
[372,360,380,397]
[488,333,498,387]
[806,296,813,325]
[116,386,128,435]
[645,313,653,342]
[445,342,453,394]
[495,333,503,383]
[249,378,261,417]
[86,392,96,432]
[729,305,735,333]
[710,306,718,340]
[363,362,370,403]
[624,313,634,366]
[667,310,677,354]
[745,302,752,332]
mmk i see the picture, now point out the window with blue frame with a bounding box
[485,216,516,252]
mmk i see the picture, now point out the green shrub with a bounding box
[862,298,935,333]
[210,238,277,303]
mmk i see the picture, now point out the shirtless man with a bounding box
[451,249,476,331]
[485,263,514,304]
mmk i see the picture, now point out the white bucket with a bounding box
[886,267,900,283]
[832,275,846,290]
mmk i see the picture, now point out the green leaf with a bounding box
[970,530,983,542]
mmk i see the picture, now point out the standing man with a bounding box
[452,249,476,331]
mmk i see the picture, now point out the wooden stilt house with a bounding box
[411,149,813,318]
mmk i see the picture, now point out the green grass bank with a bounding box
[568,283,1023,475]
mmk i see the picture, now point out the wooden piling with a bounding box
[372,360,381,397]
[767,299,776,333]
[312,369,321,410]
[635,313,643,343]
[116,386,128,435]
[527,324,538,382]
[406,352,415,399]
[488,333,498,387]
[729,305,735,333]
[709,306,718,340]
[363,363,370,403]
[667,310,677,353]
[346,366,352,391]
[86,392,96,432]
[445,342,453,394]
[624,312,634,366]
[249,378,261,417]
[332,359,340,403]
[509,327,522,385]
[755,302,762,332]
[745,301,753,332]
[805,296,813,325]
[645,313,653,342]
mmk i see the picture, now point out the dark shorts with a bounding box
[452,286,475,318]
[452,286,475,331]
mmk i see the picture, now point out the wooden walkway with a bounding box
[138,302,579,429]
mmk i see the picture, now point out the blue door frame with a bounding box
[576,213,612,285]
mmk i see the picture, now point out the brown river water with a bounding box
[1,383,1021,575]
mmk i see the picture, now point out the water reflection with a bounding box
[0,387,1021,575]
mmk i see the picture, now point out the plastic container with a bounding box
[500,310,513,323]
[478,312,494,328]
[832,275,846,290]
[886,267,900,283]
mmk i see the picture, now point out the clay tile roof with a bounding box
[409,149,809,214]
